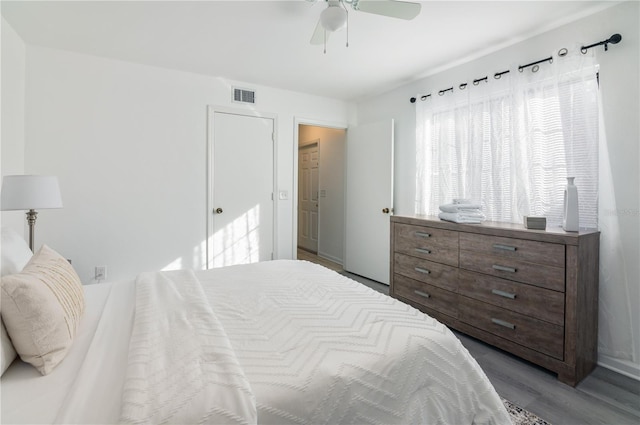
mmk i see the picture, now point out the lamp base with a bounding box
[26,209,38,252]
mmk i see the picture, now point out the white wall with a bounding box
[354,1,640,378]
[21,46,349,283]
[1,18,26,232]
[299,125,346,264]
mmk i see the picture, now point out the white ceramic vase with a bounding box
[562,177,579,232]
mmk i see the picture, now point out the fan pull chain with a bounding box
[344,1,349,48]
[324,29,327,54]
[346,12,349,47]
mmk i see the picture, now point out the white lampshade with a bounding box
[1,175,63,211]
[320,6,347,32]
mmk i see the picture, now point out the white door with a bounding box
[344,120,394,284]
[208,110,275,268]
[298,144,319,252]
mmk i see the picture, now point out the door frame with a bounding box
[207,105,278,269]
[293,116,348,259]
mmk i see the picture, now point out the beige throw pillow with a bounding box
[0,227,32,375]
[1,245,85,375]
[1,318,17,376]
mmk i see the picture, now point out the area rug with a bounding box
[502,398,552,425]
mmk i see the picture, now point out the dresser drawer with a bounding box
[394,223,459,266]
[458,270,564,326]
[394,253,458,291]
[459,232,565,268]
[459,296,564,359]
[393,274,458,319]
[460,250,565,292]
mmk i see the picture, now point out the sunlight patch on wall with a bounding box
[209,204,261,268]
[162,257,184,271]
[161,204,262,272]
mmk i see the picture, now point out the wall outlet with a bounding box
[95,266,107,282]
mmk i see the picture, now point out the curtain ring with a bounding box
[494,73,501,79]
[558,47,568,57]
[473,80,480,86]
[532,64,539,73]
[420,95,429,101]
[581,46,588,54]
[549,57,553,64]
[459,83,467,90]
[438,90,445,96]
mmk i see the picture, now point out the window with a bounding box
[415,53,599,229]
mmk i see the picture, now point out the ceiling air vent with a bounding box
[233,87,256,104]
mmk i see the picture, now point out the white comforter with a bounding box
[2,260,510,424]
[120,270,256,424]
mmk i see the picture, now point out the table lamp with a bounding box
[1,175,63,251]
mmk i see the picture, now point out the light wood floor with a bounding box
[297,248,640,425]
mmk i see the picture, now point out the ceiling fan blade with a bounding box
[310,19,329,45]
[354,0,421,20]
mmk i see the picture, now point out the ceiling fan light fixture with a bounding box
[320,6,347,32]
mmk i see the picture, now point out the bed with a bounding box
[1,228,510,424]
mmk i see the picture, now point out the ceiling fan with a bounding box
[308,0,422,47]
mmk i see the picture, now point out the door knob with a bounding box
[215,208,223,214]
[382,208,390,214]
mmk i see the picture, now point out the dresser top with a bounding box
[391,215,599,245]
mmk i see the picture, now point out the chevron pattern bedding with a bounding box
[2,260,510,424]
[194,260,510,424]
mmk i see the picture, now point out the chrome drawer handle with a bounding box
[414,267,430,275]
[492,264,517,273]
[491,289,516,299]
[492,318,516,330]
[414,290,431,299]
[493,243,517,251]
[414,248,431,255]
[415,232,431,238]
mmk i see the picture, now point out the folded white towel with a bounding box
[438,212,485,224]
[439,203,482,213]
[453,198,472,205]
[459,211,485,219]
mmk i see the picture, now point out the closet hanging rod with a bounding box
[409,32,622,103]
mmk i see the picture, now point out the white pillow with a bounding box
[1,227,33,277]
[1,245,85,375]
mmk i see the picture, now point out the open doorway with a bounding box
[297,124,346,267]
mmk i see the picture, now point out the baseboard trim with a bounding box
[317,251,343,265]
[598,354,640,381]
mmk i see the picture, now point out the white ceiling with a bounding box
[1,0,616,101]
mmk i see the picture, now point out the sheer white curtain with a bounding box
[416,49,598,227]
[597,94,636,363]
[415,47,635,364]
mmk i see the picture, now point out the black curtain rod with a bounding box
[518,56,553,72]
[582,33,622,53]
[410,33,622,103]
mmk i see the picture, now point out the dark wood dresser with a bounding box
[390,215,600,386]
